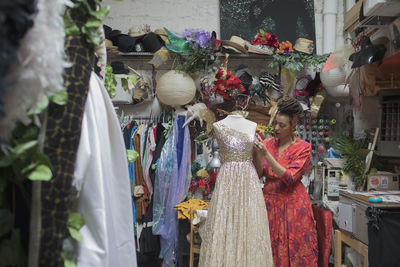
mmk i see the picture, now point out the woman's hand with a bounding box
[253,135,268,157]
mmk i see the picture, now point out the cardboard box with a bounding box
[367,172,399,191]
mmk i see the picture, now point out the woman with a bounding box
[253,96,318,267]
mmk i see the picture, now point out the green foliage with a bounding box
[268,53,330,72]
[51,90,69,105]
[0,229,26,267]
[63,0,110,45]
[175,49,218,75]
[104,65,137,99]
[331,135,375,189]
[67,212,85,243]
[104,65,117,98]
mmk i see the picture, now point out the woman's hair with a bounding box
[277,95,303,124]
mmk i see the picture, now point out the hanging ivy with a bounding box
[268,53,330,72]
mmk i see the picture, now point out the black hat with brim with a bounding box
[349,37,386,68]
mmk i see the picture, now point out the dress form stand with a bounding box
[215,113,257,136]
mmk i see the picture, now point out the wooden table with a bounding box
[334,229,368,267]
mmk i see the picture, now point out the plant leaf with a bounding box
[51,90,68,105]
[68,227,82,242]
[63,15,80,36]
[27,164,52,181]
[28,96,49,115]
[0,154,17,168]
[121,78,129,91]
[68,212,85,230]
[64,258,77,267]
[89,6,110,19]
[13,140,38,155]
[32,152,53,169]
[128,75,137,86]
[82,26,101,45]
[84,18,103,28]
[21,162,39,174]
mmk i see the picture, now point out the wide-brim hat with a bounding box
[141,32,164,53]
[348,37,386,68]
[221,36,248,54]
[154,28,168,43]
[294,38,314,54]
[245,42,274,55]
[117,34,140,52]
[128,26,148,37]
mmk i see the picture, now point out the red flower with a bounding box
[212,69,246,100]
[251,32,279,48]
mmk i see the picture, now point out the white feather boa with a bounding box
[0,0,72,138]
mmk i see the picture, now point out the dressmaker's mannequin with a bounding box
[215,113,256,136]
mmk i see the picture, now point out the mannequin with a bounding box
[214,112,256,136]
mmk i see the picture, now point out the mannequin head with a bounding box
[273,96,303,141]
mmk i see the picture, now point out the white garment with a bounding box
[72,72,137,267]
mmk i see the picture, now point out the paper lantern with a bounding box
[156,70,196,106]
[320,67,346,88]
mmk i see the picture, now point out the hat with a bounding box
[103,25,112,40]
[117,34,140,52]
[154,28,168,43]
[234,64,253,90]
[348,37,386,68]
[111,61,129,74]
[245,42,275,55]
[221,36,248,54]
[141,32,164,53]
[294,38,314,54]
[109,29,122,46]
[128,25,149,37]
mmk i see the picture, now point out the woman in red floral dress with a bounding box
[253,96,318,267]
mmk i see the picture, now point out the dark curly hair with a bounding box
[277,95,303,125]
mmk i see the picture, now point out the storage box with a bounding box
[367,172,399,191]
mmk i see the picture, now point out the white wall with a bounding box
[102,0,221,37]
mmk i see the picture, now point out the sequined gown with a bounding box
[199,122,273,267]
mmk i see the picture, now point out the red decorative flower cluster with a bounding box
[251,31,279,49]
[212,69,245,100]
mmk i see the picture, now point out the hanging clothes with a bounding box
[153,115,192,267]
[133,128,150,221]
[72,72,137,267]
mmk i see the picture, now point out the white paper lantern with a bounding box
[320,67,346,88]
[156,70,196,106]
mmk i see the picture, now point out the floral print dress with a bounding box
[262,137,318,267]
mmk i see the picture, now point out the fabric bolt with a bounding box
[199,122,273,267]
[141,125,150,178]
[149,123,166,187]
[129,125,138,188]
[153,116,191,267]
[71,72,137,267]
[262,137,318,267]
[133,130,150,221]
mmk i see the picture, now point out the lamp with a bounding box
[208,139,221,169]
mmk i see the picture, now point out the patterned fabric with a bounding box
[40,33,93,266]
[153,116,191,267]
[199,122,273,267]
[262,137,318,267]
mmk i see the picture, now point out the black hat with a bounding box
[110,61,129,74]
[141,32,164,53]
[103,25,112,40]
[109,29,122,46]
[234,64,252,90]
[117,35,140,52]
[349,37,386,68]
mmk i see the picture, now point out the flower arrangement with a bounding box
[251,29,279,49]
[165,28,219,75]
[212,69,246,100]
[276,41,294,54]
[189,162,218,198]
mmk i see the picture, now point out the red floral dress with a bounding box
[262,137,318,267]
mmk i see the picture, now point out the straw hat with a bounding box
[221,36,248,54]
[128,26,148,37]
[245,42,275,55]
[294,38,314,54]
[154,28,168,43]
